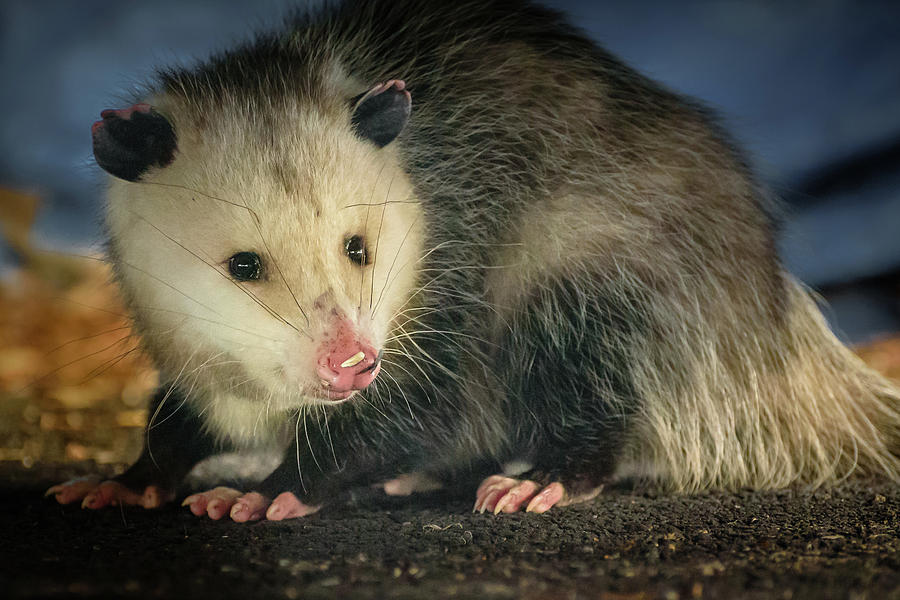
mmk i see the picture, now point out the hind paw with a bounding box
[473,475,601,514]
[473,475,562,514]
[46,477,173,510]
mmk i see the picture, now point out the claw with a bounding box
[525,482,566,513]
[474,475,592,514]
[494,480,540,514]
[45,476,102,504]
[474,480,510,513]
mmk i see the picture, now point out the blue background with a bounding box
[2,0,898,341]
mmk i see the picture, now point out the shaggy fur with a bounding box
[88,0,899,507]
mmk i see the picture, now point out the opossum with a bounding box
[48,0,900,521]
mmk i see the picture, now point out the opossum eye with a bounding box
[345,236,369,266]
[228,252,262,281]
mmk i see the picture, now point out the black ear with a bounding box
[92,104,177,182]
[350,80,411,148]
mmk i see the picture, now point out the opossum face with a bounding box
[98,83,422,415]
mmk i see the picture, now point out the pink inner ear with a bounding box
[100,103,152,121]
[355,79,409,108]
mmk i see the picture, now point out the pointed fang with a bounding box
[340,351,366,368]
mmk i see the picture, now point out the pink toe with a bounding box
[266,492,319,521]
[207,499,229,520]
[478,487,507,514]
[525,482,566,513]
[184,495,208,517]
[494,480,540,514]
[190,503,206,517]
[476,475,509,498]
[142,485,170,509]
[474,476,516,512]
[46,477,101,505]
[83,483,115,509]
[231,492,270,523]
[229,502,252,523]
[55,486,85,505]
[230,501,264,523]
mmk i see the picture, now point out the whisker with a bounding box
[136,181,253,214]
[369,174,395,311]
[373,211,420,317]
[148,348,202,432]
[146,347,200,468]
[45,325,132,356]
[303,409,323,473]
[250,218,313,335]
[319,406,340,469]
[50,295,129,318]
[130,306,284,343]
[391,327,468,388]
[378,365,420,428]
[132,212,303,335]
[294,408,308,494]
[342,199,420,209]
[79,346,141,384]
[17,333,134,394]
[114,255,225,318]
[253,388,275,438]
[385,326,496,348]
[357,392,391,421]
[380,356,441,409]
[360,161,387,311]
[134,180,313,332]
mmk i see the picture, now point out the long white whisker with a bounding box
[369,174,395,311]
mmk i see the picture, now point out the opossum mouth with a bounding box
[315,350,383,402]
[358,350,384,375]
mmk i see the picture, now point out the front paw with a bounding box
[46,477,173,510]
[182,488,320,522]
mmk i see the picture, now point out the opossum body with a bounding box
[49,0,900,520]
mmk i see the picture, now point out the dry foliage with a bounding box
[0,260,157,465]
[1,188,155,465]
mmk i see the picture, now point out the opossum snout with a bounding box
[316,322,381,400]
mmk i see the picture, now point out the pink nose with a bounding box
[317,331,381,397]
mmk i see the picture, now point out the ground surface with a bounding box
[2,230,899,599]
[3,463,898,600]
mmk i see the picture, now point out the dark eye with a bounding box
[228,251,262,281]
[345,235,369,266]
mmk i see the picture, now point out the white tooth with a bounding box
[340,351,366,368]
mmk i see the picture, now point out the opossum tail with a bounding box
[623,275,900,492]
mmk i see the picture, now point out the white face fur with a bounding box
[105,96,423,436]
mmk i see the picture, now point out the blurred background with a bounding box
[1,0,899,467]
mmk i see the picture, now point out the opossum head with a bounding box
[97,81,422,413]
